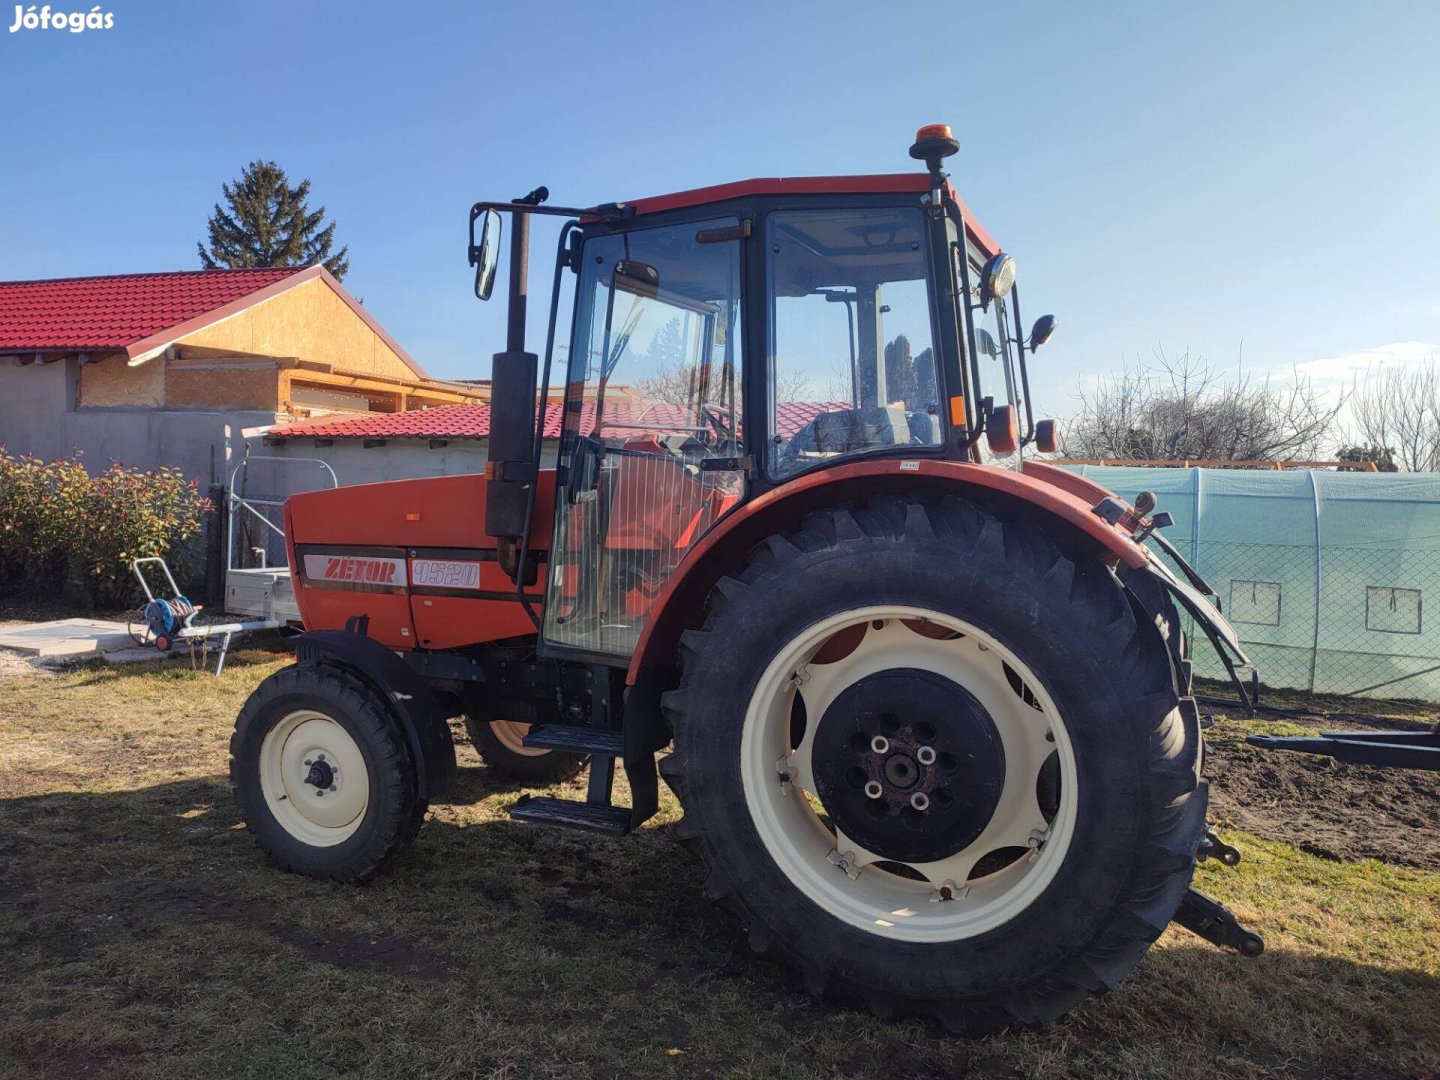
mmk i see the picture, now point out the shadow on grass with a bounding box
[54,637,294,687]
[2,773,1438,1079]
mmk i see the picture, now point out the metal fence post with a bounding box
[1190,466,1203,568]
[1307,470,1323,693]
[205,483,228,603]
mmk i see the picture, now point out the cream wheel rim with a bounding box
[259,709,370,846]
[489,720,549,757]
[740,606,1079,944]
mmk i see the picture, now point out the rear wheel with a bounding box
[231,663,426,882]
[462,713,586,784]
[661,497,1203,1033]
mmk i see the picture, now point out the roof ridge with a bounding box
[0,266,309,289]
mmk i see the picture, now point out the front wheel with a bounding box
[230,662,426,882]
[660,497,1203,1033]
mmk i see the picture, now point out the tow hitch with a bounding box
[1247,727,1440,772]
[1174,887,1265,957]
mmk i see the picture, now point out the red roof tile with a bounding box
[269,400,849,442]
[0,267,307,352]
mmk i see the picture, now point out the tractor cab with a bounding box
[472,126,1060,662]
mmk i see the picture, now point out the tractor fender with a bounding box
[291,629,457,799]
[627,457,1149,683]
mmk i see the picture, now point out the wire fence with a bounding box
[1169,539,1440,701]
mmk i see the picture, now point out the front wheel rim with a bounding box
[740,606,1079,944]
[259,709,370,847]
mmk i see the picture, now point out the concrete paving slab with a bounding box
[0,619,135,657]
[103,646,182,665]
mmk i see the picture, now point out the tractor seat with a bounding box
[800,405,911,454]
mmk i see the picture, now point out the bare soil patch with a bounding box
[1206,711,1440,871]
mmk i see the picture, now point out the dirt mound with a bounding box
[1206,721,1440,871]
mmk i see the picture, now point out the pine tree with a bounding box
[197,161,350,280]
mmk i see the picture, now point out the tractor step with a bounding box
[509,795,631,836]
[522,724,624,757]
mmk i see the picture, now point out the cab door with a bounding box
[542,216,746,659]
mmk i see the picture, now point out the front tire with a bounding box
[231,662,425,882]
[660,497,1203,1033]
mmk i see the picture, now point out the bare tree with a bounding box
[1349,355,1440,472]
[1066,348,1343,462]
[634,355,812,406]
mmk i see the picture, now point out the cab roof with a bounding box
[612,173,1000,257]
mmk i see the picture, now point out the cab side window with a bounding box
[767,207,940,478]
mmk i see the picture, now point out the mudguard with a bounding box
[626,456,1151,683]
[292,629,457,799]
[1143,550,1249,668]
[1134,537,1258,712]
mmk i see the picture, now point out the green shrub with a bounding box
[0,449,212,609]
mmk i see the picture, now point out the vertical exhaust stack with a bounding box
[485,188,548,580]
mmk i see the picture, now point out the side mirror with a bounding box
[1029,314,1057,350]
[974,327,1000,358]
[978,252,1016,310]
[469,208,502,300]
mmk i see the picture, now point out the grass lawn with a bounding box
[1,640,1437,1079]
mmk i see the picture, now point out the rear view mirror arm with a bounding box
[1010,283,1037,447]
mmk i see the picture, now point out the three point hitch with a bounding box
[1175,829,1265,957]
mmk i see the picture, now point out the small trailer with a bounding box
[222,453,337,627]
[128,453,337,673]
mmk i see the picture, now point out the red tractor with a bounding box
[231,126,1263,1033]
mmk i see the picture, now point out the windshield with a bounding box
[767,206,942,478]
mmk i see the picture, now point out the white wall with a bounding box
[0,359,277,486]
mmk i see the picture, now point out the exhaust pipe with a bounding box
[485,190,547,579]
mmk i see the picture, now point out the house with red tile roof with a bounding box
[264,399,843,444]
[0,266,484,483]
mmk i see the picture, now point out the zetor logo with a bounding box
[9,5,115,32]
[326,557,397,584]
[303,553,407,589]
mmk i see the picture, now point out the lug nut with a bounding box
[864,780,884,800]
[916,746,936,765]
[870,735,890,755]
[910,792,930,811]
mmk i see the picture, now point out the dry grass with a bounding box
[1,640,1438,1079]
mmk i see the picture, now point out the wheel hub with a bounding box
[304,757,336,790]
[811,667,1005,864]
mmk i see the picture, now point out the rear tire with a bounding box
[660,496,1203,1034]
[231,662,426,882]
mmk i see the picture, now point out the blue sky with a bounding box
[2,0,1438,423]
